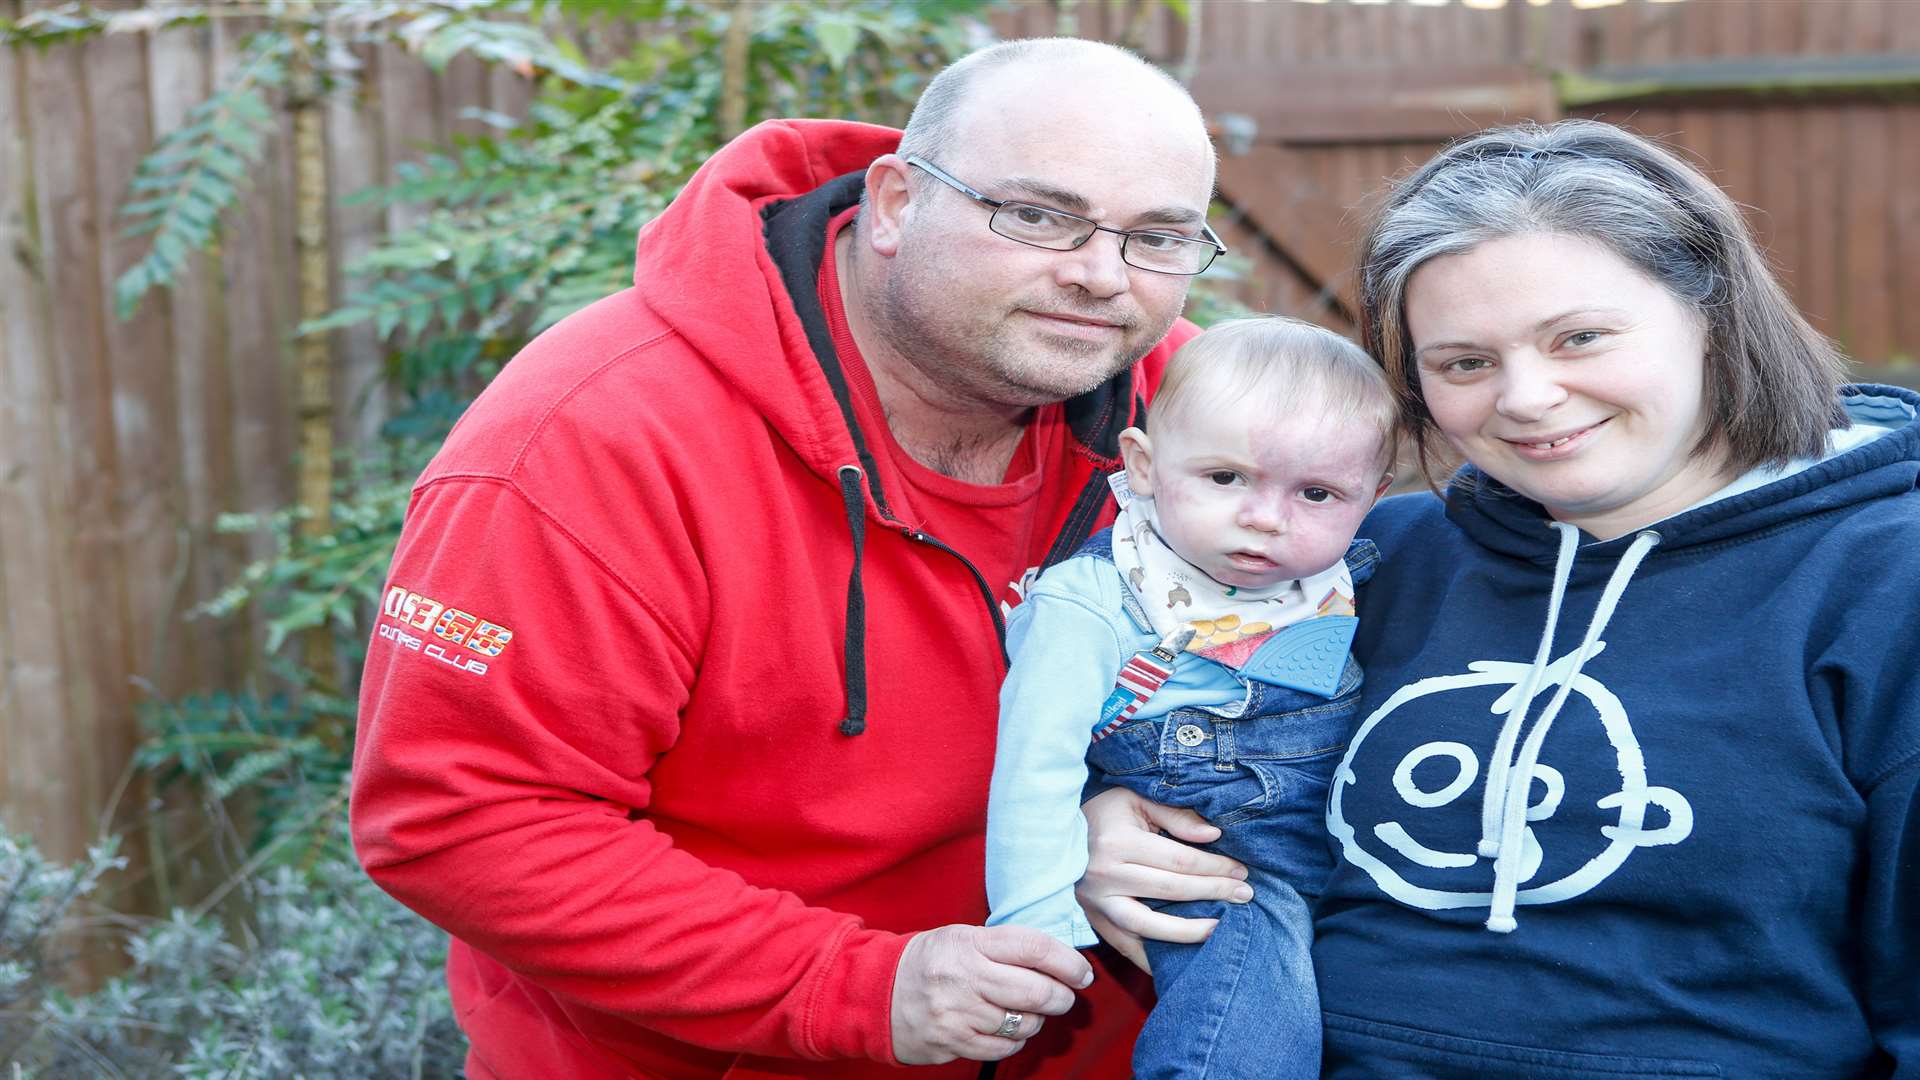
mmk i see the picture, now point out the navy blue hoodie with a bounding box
[1315,386,1920,1079]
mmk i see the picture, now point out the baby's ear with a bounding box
[1373,473,1394,501]
[1118,427,1154,498]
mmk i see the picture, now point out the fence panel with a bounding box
[1065,0,1920,375]
[0,6,529,858]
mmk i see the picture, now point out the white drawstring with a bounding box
[1484,528,1662,934]
[1478,523,1580,858]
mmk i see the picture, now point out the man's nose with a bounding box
[1494,354,1568,423]
[1053,229,1131,297]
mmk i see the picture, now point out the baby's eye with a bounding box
[1301,487,1333,503]
[1207,471,1240,487]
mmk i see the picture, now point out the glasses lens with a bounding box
[1124,233,1215,275]
[989,203,1093,250]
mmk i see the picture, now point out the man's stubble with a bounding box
[874,240,1182,412]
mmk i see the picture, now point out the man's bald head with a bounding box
[898,38,1215,191]
[841,36,1217,420]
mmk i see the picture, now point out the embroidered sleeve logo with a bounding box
[375,584,514,677]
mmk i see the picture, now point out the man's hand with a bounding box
[1075,787,1252,972]
[890,924,1093,1065]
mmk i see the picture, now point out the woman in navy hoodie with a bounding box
[1079,120,1920,1079]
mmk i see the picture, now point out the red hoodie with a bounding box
[351,119,1196,1079]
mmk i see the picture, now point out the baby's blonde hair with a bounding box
[1151,316,1400,471]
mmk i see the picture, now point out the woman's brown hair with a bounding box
[1358,119,1847,488]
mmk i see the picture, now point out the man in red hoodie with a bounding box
[352,36,1230,1079]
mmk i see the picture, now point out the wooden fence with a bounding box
[1006,0,1920,376]
[3,0,1917,870]
[0,6,528,870]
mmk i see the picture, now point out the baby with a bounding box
[985,316,1398,1080]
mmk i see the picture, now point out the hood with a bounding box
[631,119,1147,520]
[632,119,900,490]
[630,120,1161,738]
[1443,384,1920,569]
[1425,382,1920,932]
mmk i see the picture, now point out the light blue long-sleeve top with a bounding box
[985,552,1247,947]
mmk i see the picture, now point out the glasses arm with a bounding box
[904,156,1007,211]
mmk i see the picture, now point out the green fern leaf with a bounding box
[111,35,289,320]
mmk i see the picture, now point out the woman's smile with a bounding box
[1500,417,1609,461]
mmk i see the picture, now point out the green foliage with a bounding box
[10,2,644,322]
[308,0,993,346]
[135,685,348,865]
[0,834,125,1065]
[0,3,209,49]
[114,35,289,320]
[380,334,504,438]
[1,832,462,1078]
[198,439,429,661]
[396,5,624,90]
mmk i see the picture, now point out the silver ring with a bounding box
[994,1010,1023,1039]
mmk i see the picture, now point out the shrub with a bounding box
[2,831,463,1078]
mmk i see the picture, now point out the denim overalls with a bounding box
[1081,529,1376,1080]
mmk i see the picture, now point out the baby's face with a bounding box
[1139,395,1388,590]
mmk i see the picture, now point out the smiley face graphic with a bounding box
[1327,646,1693,925]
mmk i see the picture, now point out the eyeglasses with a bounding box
[905,156,1225,277]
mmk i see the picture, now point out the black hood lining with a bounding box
[762,172,894,518]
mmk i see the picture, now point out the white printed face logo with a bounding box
[1327,645,1693,923]
[1002,564,1044,620]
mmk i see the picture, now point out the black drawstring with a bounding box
[836,465,869,736]
[763,177,1140,739]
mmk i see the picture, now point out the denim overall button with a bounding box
[1175,724,1207,747]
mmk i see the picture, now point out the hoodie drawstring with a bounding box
[1483,524,1662,933]
[836,465,870,736]
[1477,523,1580,859]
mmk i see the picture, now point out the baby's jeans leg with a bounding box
[1134,866,1319,1080]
